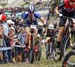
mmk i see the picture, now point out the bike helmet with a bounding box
[48,24,54,30]
[28,5,35,13]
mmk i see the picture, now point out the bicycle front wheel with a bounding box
[62,51,75,67]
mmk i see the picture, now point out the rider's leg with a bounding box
[70,23,75,46]
[57,17,67,48]
[73,24,75,39]
[25,27,31,49]
[57,27,64,42]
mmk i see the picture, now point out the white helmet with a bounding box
[28,5,35,13]
[48,24,54,30]
[7,20,14,25]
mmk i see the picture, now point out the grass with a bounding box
[0,45,63,67]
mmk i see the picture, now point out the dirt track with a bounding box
[0,45,62,67]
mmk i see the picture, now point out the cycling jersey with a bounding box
[46,29,55,37]
[58,0,75,27]
[64,0,75,8]
[59,0,75,12]
[22,12,41,25]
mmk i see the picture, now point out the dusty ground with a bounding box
[0,45,62,67]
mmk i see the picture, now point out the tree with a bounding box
[50,0,60,16]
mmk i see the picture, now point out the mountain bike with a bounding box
[28,24,43,63]
[46,36,55,60]
[53,16,72,62]
[62,16,75,67]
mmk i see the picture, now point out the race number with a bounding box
[30,25,37,29]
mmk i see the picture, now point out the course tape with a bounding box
[0,45,24,51]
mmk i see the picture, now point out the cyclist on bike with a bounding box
[45,24,55,59]
[46,24,55,42]
[22,5,46,48]
[55,0,75,48]
[22,5,46,25]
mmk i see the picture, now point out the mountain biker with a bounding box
[22,5,46,25]
[55,0,75,48]
[46,24,55,43]
[22,5,46,48]
[45,24,55,59]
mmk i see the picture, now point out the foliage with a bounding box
[21,2,30,6]
[0,3,7,7]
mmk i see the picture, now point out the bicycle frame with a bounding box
[62,16,75,55]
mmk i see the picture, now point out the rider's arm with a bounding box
[55,6,60,15]
[35,13,47,35]
[28,33,32,48]
[34,13,46,24]
[40,17,46,24]
[21,13,28,24]
[55,3,64,15]
[21,13,28,19]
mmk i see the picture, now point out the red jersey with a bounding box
[64,0,75,8]
[59,0,75,12]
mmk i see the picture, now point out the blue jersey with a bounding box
[22,12,41,25]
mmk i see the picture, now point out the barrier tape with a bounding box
[14,45,24,48]
[0,45,25,51]
[0,47,13,51]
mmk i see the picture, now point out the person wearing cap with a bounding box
[0,14,4,63]
[0,14,9,63]
[0,10,4,63]
[7,19,14,29]
[8,26,16,62]
[2,14,13,63]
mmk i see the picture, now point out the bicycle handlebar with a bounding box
[23,24,48,28]
[59,13,75,19]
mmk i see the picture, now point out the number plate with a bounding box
[30,25,37,29]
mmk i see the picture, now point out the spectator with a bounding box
[8,27,16,62]
[2,14,11,63]
[18,27,28,62]
[0,15,4,63]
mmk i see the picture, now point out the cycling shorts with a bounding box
[59,10,75,27]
